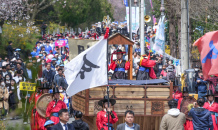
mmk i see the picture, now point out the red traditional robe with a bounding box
[177,97,194,130]
[109,60,130,71]
[172,90,183,101]
[29,92,42,130]
[203,101,218,130]
[45,100,67,125]
[96,110,118,130]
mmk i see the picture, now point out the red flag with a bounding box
[193,31,218,79]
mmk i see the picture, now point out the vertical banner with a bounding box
[123,0,128,7]
[153,16,165,54]
[126,7,139,33]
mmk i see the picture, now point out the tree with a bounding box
[54,0,113,28]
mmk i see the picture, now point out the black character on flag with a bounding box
[77,54,100,79]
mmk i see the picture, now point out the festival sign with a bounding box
[68,39,98,60]
[55,39,67,47]
[19,82,36,91]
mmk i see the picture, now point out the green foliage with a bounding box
[54,0,113,29]
[0,24,40,58]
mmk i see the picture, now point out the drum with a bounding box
[36,93,53,118]
[180,96,197,120]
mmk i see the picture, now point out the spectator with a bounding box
[2,57,9,67]
[166,65,175,83]
[54,68,67,89]
[6,41,14,60]
[9,79,19,120]
[72,111,89,130]
[44,120,55,130]
[160,65,167,78]
[188,98,213,130]
[42,64,55,85]
[0,55,4,69]
[16,63,24,75]
[134,43,141,53]
[116,110,140,130]
[50,109,75,130]
[2,66,12,79]
[6,64,10,71]
[196,71,207,99]
[24,63,33,82]
[9,65,16,77]
[0,79,9,120]
[160,99,186,130]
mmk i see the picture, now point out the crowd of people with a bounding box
[1,20,218,130]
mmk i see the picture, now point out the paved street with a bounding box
[2,117,75,129]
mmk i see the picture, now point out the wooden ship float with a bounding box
[71,33,173,130]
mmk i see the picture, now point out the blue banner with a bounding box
[124,0,128,7]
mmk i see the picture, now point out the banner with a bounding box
[153,16,165,54]
[123,0,128,7]
[19,82,36,91]
[65,38,107,96]
[126,7,139,33]
[55,39,67,47]
[68,39,98,60]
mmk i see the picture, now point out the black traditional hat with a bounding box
[36,79,42,87]
[204,90,215,97]
[98,95,116,107]
[183,87,189,93]
[53,86,60,94]
[114,49,126,54]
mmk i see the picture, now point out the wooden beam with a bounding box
[170,82,173,99]
[85,89,89,116]
[128,45,133,80]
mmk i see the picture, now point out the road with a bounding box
[2,116,75,129]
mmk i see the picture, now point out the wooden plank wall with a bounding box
[83,116,163,130]
[72,95,85,114]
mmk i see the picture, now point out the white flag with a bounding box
[65,39,107,97]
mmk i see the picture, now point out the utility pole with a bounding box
[140,0,145,55]
[160,0,165,64]
[129,0,132,41]
[181,0,188,72]
[139,0,141,38]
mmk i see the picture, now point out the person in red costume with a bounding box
[172,85,183,102]
[45,86,67,125]
[36,82,52,130]
[203,90,218,130]
[177,87,194,130]
[109,49,130,80]
[136,53,160,80]
[96,96,118,130]
[29,80,43,130]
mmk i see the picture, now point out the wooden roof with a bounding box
[108,33,134,45]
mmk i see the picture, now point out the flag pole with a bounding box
[106,15,110,130]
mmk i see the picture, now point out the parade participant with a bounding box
[45,86,67,125]
[36,82,52,130]
[203,90,218,130]
[29,80,43,130]
[31,47,39,57]
[44,120,54,130]
[109,49,130,80]
[172,85,183,102]
[96,96,118,130]
[136,53,159,80]
[177,87,193,130]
